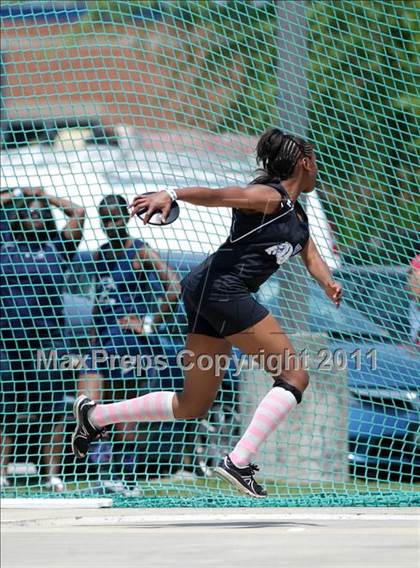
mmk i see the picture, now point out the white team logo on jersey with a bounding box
[265,242,294,265]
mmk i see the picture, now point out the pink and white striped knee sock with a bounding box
[229,387,297,468]
[89,391,176,428]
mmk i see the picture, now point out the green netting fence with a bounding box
[0,0,419,507]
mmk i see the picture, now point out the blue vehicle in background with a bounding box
[332,265,412,344]
[63,250,420,482]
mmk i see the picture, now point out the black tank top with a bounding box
[182,181,310,299]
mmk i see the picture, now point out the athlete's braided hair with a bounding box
[253,127,313,184]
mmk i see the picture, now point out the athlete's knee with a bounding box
[275,366,309,387]
[272,369,309,405]
[293,368,310,390]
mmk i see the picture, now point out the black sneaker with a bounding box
[71,395,106,459]
[214,455,267,498]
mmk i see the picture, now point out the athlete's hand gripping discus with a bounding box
[130,190,180,226]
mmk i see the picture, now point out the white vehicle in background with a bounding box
[0,135,340,268]
[305,191,340,269]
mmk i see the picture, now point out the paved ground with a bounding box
[2,507,419,568]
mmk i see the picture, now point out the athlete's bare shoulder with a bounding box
[237,184,285,215]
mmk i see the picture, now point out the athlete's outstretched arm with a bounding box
[130,185,283,222]
[300,237,343,307]
[174,185,282,211]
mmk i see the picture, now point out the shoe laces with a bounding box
[247,463,260,476]
[95,427,107,441]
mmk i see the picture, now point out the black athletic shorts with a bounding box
[181,284,269,338]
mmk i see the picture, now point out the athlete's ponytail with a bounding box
[252,127,313,184]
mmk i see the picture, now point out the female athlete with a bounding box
[71,127,343,497]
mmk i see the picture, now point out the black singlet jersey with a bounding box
[181,181,310,299]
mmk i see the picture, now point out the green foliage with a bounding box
[74,0,418,261]
[183,0,278,133]
[306,0,419,260]
[85,1,162,25]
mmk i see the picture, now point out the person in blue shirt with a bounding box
[0,187,85,492]
[0,188,15,245]
[77,194,180,490]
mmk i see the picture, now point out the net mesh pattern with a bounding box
[0,0,418,506]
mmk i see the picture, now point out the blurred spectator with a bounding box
[0,188,18,244]
[0,187,85,492]
[407,254,420,346]
[77,194,180,491]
